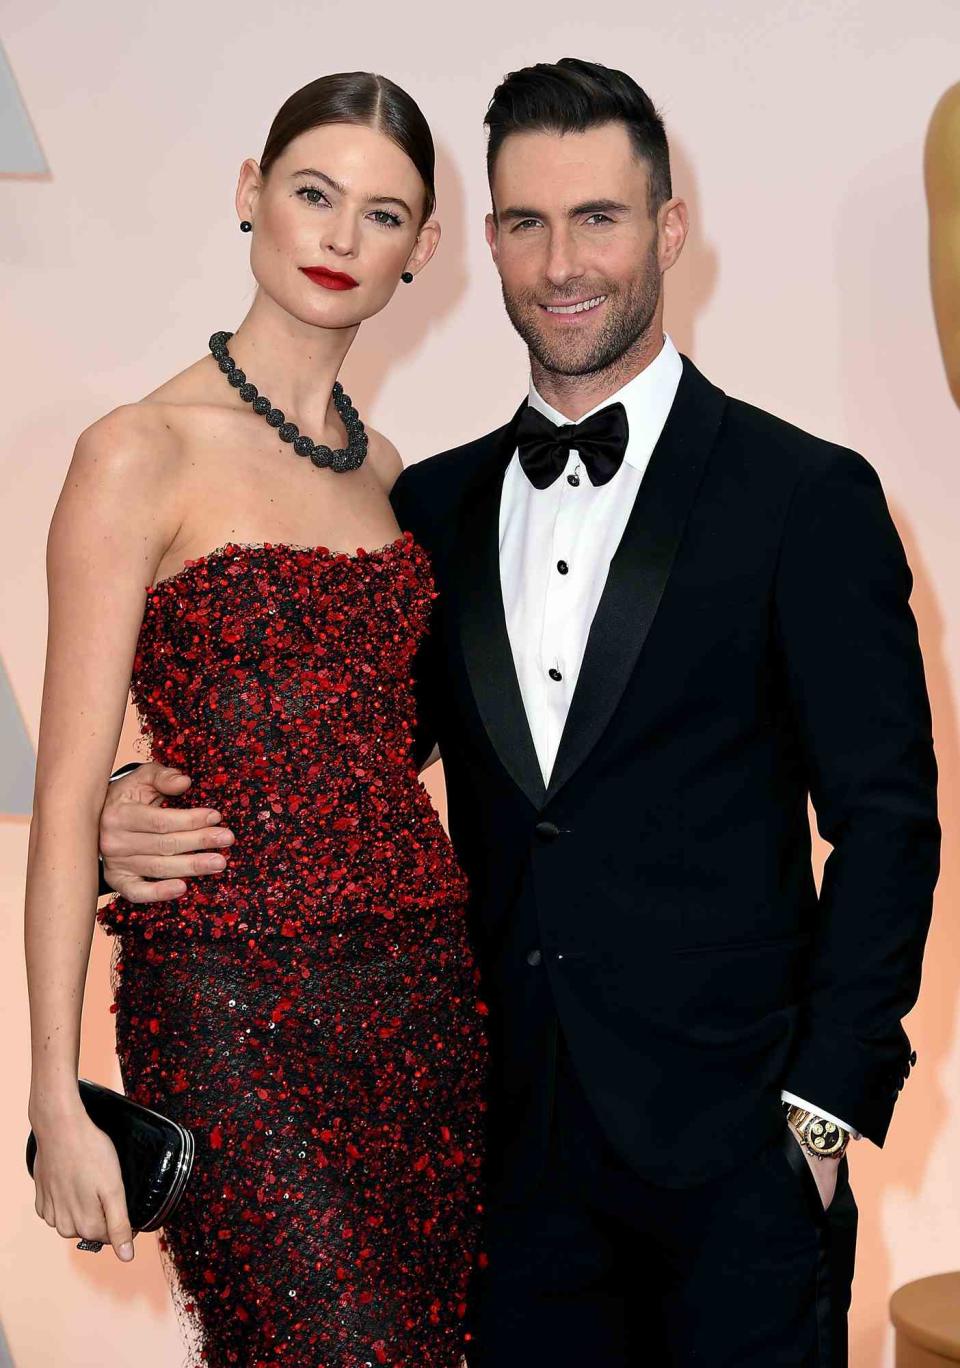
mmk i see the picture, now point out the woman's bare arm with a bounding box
[25,405,180,1257]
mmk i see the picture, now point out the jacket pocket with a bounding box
[778,1123,833,1223]
[675,931,811,957]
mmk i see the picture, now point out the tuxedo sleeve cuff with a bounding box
[782,1025,912,1145]
[780,1090,861,1139]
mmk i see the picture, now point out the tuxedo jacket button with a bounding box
[535,820,560,841]
[909,1050,918,1066]
[526,948,542,967]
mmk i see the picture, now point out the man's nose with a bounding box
[544,228,583,288]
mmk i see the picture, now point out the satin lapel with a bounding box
[455,401,547,810]
[544,357,727,805]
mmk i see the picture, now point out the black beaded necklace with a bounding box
[208,331,368,473]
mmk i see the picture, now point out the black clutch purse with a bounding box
[25,1078,195,1252]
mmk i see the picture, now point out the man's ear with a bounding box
[484,211,499,267]
[235,157,262,226]
[658,196,688,274]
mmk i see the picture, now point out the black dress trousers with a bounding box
[466,1037,858,1367]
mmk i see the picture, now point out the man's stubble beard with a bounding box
[501,242,662,380]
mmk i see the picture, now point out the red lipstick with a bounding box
[300,266,359,291]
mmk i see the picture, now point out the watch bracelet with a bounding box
[784,1104,850,1159]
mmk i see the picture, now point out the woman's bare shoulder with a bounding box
[49,402,186,587]
[72,354,220,484]
[72,400,186,491]
[365,424,405,493]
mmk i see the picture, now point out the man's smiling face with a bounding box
[485,121,674,378]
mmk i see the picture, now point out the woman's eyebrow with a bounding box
[291,167,346,193]
[367,193,413,216]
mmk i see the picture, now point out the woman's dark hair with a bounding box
[260,72,436,224]
[484,58,671,217]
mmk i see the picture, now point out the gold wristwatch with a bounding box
[784,1105,850,1160]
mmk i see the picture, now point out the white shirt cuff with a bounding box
[780,1090,861,1140]
[109,762,141,783]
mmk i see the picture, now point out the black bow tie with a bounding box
[516,401,630,490]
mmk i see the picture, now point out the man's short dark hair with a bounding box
[484,58,671,218]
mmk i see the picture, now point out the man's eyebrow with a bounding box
[569,198,630,216]
[498,198,631,222]
[291,168,412,217]
[499,205,545,222]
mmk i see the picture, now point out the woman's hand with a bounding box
[31,1109,135,1262]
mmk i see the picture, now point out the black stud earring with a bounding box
[401,271,414,284]
[240,220,252,233]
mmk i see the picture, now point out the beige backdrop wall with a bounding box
[2,2,958,1364]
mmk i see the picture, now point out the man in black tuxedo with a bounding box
[98,59,938,1366]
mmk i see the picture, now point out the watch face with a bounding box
[802,1117,844,1156]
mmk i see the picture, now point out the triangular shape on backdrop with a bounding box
[0,654,35,814]
[0,42,48,175]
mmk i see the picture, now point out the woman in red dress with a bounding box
[24,73,486,1367]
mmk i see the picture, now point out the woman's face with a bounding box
[236,121,439,328]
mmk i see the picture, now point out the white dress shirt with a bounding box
[497,332,858,1141]
[499,335,683,786]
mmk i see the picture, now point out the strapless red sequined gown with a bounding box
[98,532,487,1368]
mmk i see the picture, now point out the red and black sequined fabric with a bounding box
[99,533,487,1367]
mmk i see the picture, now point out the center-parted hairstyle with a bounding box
[484,58,671,218]
[259,72,436,225]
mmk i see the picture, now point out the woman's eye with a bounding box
[296,188,400,228]
[297,186,329,207]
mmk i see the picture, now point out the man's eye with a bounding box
[586,214,613,225]
[512,219,541,232]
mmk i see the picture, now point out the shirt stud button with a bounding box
[557,560,569,575]
[548,667,563,682]
[567,473,580,486]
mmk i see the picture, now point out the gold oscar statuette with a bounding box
[925,82,960,409]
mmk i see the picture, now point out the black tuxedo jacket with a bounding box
[391,355,939,1188]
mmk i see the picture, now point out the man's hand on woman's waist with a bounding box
[99,762,235,903]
